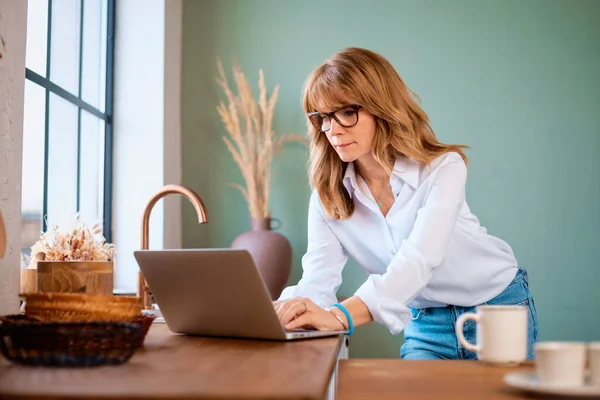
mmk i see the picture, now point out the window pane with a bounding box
[79,111,105,229]
[50,0,81,95]
[21,81,46,253]
[25,0,49,77]
[47,93,78,230]
[81,0,107,111]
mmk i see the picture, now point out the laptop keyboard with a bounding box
[286,330,316,338]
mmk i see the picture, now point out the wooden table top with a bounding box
[337,359,544,400]
[0,324,344,400]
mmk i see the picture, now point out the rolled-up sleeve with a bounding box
[355,155,468,334]
[278,190,348,307]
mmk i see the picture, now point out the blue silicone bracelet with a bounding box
[332,302,354,336]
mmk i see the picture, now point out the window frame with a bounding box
[24,0,115,242]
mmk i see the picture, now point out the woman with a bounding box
[275,47,539,360]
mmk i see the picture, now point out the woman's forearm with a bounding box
[331,296,374,328]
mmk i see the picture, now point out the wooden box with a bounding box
[20,261,114,296]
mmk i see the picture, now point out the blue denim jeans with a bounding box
[401,268,539,360]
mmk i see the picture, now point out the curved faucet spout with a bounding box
[141,185,208,249]
[139,184,208,309]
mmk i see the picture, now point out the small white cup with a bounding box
[589,342,600,386]
[455,305,528,365]
[534,342,587,387]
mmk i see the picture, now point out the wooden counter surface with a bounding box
[338,359,548,400]
[0,324,344,400]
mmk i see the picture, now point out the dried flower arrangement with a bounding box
[216,59,309,218]
[27,215,115,269]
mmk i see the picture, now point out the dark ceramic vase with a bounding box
[230,217,292,300]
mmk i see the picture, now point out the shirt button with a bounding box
[390,250,397,255]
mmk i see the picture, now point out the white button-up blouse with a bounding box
[279,152,518,334]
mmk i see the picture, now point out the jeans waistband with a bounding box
[411,266,527,316]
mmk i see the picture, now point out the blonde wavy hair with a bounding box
[303,47,469,220]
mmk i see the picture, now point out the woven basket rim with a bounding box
[0,314,143,328]
[23,293,142,322]
[26,302,140,314]
[21,292,140,304]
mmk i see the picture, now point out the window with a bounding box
[21,0,115,255]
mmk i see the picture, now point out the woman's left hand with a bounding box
[273,297,345,331]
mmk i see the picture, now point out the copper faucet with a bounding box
[139,184,208,309]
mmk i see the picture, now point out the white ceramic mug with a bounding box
[534,342,587,387]
[589,342,600,386]
[455,305,528,365]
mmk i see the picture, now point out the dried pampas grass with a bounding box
[216,58,308,218]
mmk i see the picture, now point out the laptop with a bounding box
[133,248,346,341]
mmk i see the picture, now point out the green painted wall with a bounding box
[181,0,600,358]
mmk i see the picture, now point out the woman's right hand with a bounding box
[273,297,347,331]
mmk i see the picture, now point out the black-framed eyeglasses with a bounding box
[307,105,362,133]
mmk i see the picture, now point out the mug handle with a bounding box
[455,313,480,353]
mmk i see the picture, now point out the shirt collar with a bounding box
[342,162,358,198]
[391,156,420,189]
[342,156,421,198]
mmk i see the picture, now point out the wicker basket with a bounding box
[0,315,143,367]
[22,292,142,322]
[129,313,156,348]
